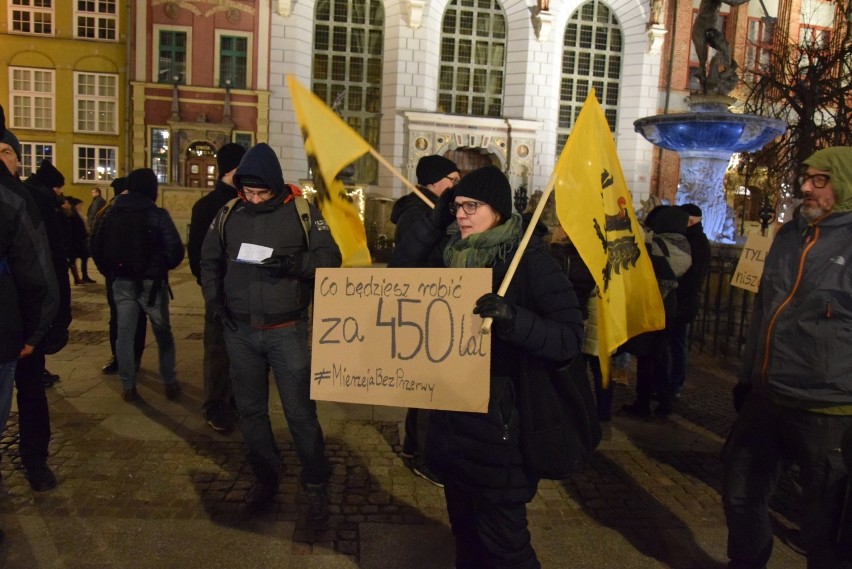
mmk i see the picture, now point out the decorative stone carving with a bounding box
[408,0,426,29]
[533,9,554,42]
[647,25,667,55]
[277,0,292,17]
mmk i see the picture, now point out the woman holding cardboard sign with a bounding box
[391,165,583,568]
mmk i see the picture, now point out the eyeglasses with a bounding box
[799,173,830,189]
[449,200,485,216]
[243,188,273,199]
[444,175,461,186]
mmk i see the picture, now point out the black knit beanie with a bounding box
[454,165,513,221]
[416,155,459,186]
[35,160,65,189]
[126,168,159,201]
[216,143,246,178]
[110,177,128,192]
[679,203,702,218]
[0,120,22,162]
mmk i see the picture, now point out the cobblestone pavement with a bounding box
[0,262,806,569]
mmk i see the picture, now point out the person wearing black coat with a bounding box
[187,142,245,434]
[90,168,185,402]
[392,165,584,568]
[1,122,67,491]
[95,177,148,375]
[670,203,711,397]
[0,165,59,544]
[389,154,460,487]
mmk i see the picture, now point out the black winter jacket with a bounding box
[396,215,584,502]
[389,187,456,269]
[0,177,58,361]
[90,192,185,280]
[676,222,711,323]
[21,174,72,333]
[187,178,238,282]
[199,143,342,327]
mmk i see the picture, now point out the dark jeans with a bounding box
[402,407,431,462]
[224,320,330,486]
[587,355,613,422]
[444,482,540,569]
[106,274,147,362]
[13,351,52,469]
[722,394,852,569]
[634,329,672,413]
[113,279,177,390]
[668,320,689,394]
[202,316,232,417]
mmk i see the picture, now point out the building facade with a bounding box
[1,0,842,235]
[0,0,128,201]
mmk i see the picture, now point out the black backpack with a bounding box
[95,207,152,278]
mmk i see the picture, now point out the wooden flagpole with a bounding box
[368,148,434,207]
[480,166,561,334]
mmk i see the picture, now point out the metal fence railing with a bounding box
[689,244,756,359]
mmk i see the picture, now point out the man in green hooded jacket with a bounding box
[723,146,852,569]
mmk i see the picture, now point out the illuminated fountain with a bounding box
[634,97,786,242]
[633,1,787,242]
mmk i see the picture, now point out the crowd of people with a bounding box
[1,104,849,566]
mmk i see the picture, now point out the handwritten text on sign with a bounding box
[311,268,492,413]
[731,233,773,293]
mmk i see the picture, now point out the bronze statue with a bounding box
[691,0,749,95]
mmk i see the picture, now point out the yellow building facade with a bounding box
[0,0,128,203]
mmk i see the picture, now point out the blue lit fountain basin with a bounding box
[633,113,787,153]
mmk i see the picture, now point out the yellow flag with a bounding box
[554,90,665,381]
[287,76,372,267]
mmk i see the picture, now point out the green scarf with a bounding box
[443,213,522,268]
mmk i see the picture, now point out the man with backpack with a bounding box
[90,168,184,402]
[199,143,341,524]
[187,142,246,434]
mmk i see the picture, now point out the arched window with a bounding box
[438,0,506,117]
[557,0,623,152]
[313,0,383,183]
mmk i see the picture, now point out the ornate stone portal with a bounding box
[403,111,540,199]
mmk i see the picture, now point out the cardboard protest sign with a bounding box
[311,268,492,412]
[731,234,773,292]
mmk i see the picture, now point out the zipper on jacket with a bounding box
[759,225,820,383]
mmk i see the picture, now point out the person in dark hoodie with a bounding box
[188,142,246,434]
[391,165,583,568]
[622,205,692,419]
[670,203,711,398]
[97,176,148,375]
[388,154,460,487]
[0,105,59,514]
[90,168,185,402]
[1,128,68,491]
[199,143,342,524]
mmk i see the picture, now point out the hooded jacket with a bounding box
[740,211,852,411]
[199,143,342,327]
[90,191,185,280]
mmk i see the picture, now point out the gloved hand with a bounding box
[430,188,457,230]
[260,254,298,277]
[205,302,237,332]
[732,382,752,413]
[473,293,515,332]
